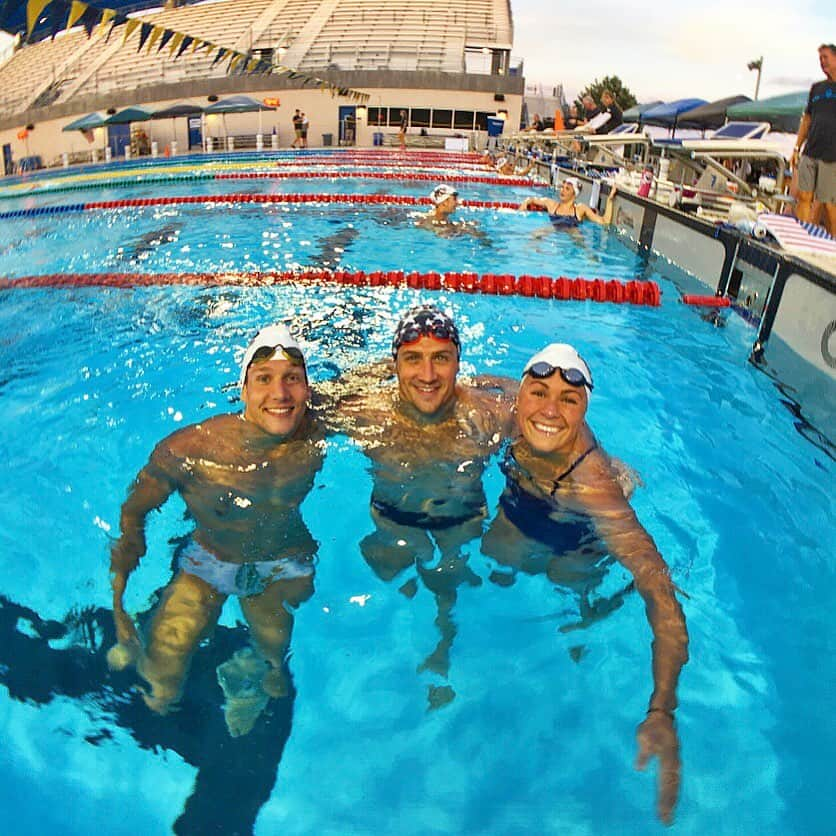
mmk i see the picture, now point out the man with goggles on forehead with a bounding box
[481,343,689,825]
[108,324,326,735]
[328,304,516,707]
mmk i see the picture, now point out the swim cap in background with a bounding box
[522,343,593,394]
[239,324,304,388]
[392,305,461,357]
[430,184,459,205]
[562,177,581,195]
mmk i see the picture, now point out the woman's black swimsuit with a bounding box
[548,205,581,229]
[498,443,599,549]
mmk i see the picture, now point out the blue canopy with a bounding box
[62,112,106,132]
[204,96,277,115]
[622,101,664,124]
[104,106,154,125]
[641,99,709,128]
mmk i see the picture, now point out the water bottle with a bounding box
[637,166,654,197]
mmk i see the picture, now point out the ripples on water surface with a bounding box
[0,159,832,835]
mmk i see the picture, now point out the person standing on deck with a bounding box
[793,43,836,234]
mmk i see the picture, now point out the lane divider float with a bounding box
[0,192,525,219]
[680,294,731,307]
[2,270,661,305]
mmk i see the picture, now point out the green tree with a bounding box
[575,76,638,110]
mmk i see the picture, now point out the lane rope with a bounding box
[1,270,662,305]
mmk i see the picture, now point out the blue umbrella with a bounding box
[641,98,708,135]
[62,112,107,132]
[622,101,663,124]
[104,106,154,125]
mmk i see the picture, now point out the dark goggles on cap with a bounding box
[251,344,305,365]
[246,344,306,381]
[526,361,593,390]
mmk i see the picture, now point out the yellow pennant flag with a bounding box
[26,0,53,35]
[67,0,88,29]
[122,18,140,45]
[96,7,116,37]
[146,25,163,52]
[228,53,243,72]
[168,32,184,54]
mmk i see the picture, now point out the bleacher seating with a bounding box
[0,0,514,121]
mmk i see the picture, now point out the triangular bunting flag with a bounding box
[156,28,174,52]
[66,0,87,29]
[145,25,163,52]
[136,20,153,52]
[122,17,140,45]
[26,0,53,35]
[175,35,193,59]
[211,47,227,67]
[167,31,184,54]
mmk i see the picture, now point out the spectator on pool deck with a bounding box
[793,43,836,234]
[519,177,617,229]
[524,113,545,132]
[108,324,323,735]
[580,95,601,126]
[481,343,689,825]
[291,109,303,149]
[322,305,515,708]
[300,112,309,148]
[566,104,582,131]
[398,109,408,149]
[598,90,624,134]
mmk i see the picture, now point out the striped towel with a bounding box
[757,213,836,255]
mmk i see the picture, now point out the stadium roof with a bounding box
[0,2,201,42]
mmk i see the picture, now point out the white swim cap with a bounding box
[239,324,304,388]
[562,177,581,195]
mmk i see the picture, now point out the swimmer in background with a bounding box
[481,343,688,825]
[324,305,515,708]
[415,184,489,241]
[519,177,616,230]
[108,324,324,735]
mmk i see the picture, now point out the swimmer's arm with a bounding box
[110,446,179,577]
[580,187,617,225]
[584,478,688,711]
[582,474,687,824]
[519,196,557,212]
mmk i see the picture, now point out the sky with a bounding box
[511,0,833,103]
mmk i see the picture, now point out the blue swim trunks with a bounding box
[179,539,314,597]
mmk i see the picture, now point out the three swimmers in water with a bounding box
[109,306,687,823]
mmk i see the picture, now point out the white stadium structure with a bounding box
[0,0,523,172]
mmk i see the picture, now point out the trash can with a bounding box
[486,117,504,138]
[322,133,333,146]
[373,131,384,147]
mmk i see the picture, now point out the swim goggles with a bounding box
[392,308,461,356]
[246,344,306,381]
[525,361,594,390]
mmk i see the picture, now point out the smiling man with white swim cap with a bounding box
[109,322,325,735]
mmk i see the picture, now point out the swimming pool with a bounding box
[0,152,833,835]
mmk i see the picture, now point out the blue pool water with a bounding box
[0,154,833,835]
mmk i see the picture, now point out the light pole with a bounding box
[747,57,763,100]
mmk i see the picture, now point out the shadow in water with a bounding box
[0,594,295,835]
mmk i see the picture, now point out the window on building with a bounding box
[431,110,453,129]
[453,111,475,130]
